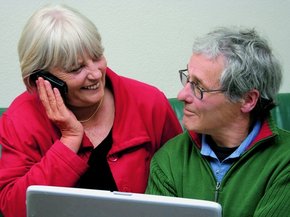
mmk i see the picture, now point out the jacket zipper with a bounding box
[189,129,277,204]
[212,139,269,203]
[214,182,221,202]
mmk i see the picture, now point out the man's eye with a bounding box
[192,81,204,91]
[197,85,205,91]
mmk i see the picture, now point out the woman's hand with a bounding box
[36,77,84,153]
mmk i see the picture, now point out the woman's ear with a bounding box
[240,89,260,113]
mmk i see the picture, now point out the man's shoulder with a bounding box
[157,132,193,155]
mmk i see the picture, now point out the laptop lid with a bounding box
[26,185,222,217]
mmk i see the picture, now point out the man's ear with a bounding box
[240,89,260,113]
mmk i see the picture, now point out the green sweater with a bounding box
[146,119,290,217]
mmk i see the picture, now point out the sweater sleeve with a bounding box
[253,167,290,217]
[0,112,89,217]
[145,152,177,197]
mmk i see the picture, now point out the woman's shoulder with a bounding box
[107,67,167,104]
[3,91,42,118]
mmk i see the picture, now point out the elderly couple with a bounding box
[0,4,289,217]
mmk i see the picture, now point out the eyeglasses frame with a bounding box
[178,68,225,100]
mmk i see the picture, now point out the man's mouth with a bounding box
[183,107,196,116]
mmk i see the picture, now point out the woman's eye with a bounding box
[70,68,80,73]
[92,57,101,63]
[70,65,84,73]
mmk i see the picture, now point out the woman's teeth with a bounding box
[83,83,99,90]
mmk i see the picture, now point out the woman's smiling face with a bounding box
[49,54,107,108]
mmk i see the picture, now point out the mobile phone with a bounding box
[30,69,68,100]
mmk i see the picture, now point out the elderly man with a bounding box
[146,27,290,217]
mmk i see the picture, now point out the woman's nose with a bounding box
[86,60,102,79]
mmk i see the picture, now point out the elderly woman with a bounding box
[146,27,290,217]
[0,5,182,217]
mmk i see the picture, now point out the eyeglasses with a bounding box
[179,69,225,100]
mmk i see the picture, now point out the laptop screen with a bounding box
[26,185,222,217]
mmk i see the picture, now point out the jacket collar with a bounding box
[188,116,278,150]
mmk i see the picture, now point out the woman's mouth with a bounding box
[82,83,100,90]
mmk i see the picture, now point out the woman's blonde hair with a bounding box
[18,4,104,89]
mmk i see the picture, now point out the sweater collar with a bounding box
[188,117,277,150]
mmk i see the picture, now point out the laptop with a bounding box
[26,185,222,217]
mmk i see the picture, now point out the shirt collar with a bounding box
[201,120,262,160]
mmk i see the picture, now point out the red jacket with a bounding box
[0,68,182,217]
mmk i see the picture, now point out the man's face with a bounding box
[177,54,242,135]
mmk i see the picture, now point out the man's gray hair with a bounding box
[192,27,282,106]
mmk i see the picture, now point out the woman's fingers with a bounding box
[53,87,65,109]
[36,77,66,120]
[37,77,52,114]
[36,77,84,152]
